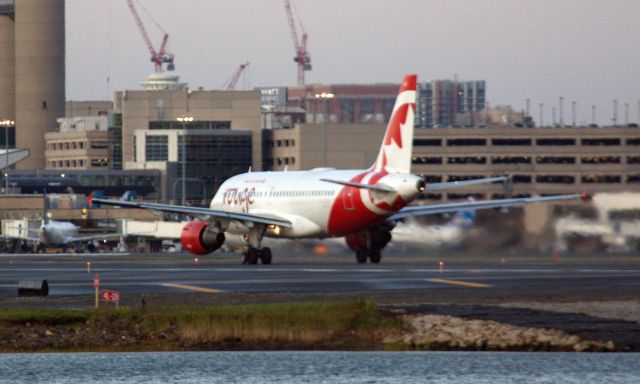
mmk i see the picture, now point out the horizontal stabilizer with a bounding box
[320,178,396,193]
[425,176,507,191]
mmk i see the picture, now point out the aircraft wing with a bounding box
[0,233,40,242]
[90,197,293,228]
[424,176,507,191]
[63,233,126,244]
[388,193,586,222]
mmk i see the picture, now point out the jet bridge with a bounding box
[0,149,29,169]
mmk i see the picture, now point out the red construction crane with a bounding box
[283,0,311,85]
[221,62,250,90]
[126,0,175,73]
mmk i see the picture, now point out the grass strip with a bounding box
[0,300,403,352]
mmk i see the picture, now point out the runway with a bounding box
[0,252,638,300]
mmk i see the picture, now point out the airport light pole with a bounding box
[314,92,334,167]
[0,120,14,195]
[176,116,193,205]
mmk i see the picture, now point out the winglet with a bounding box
[87,192,94,208]
[581,191,592,204]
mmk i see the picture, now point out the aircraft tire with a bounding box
[356,251,367,263]
[260,247,272,264]
[369,250,381,263]
[245,248,260,265]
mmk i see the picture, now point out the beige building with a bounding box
[45,115,111,170]
[45,130,110,170]
[0,0,65,169]
[114,89,262,171]
[413,126,640,200]
[266,123,386,171]
[65,101,113,118]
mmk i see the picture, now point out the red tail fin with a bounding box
[371,74,417,174]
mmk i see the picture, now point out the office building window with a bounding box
[146,135,168,161]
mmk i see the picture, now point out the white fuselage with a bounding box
[209,168,422,239]
[40,220,79,245]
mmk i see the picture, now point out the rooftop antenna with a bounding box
[559,97,564,127]
[624,102,629,126]
[571,101,576,127]
[612,99,618,126]
[539,102,544,127]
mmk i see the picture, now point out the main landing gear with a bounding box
[241,225,272,264]
[355,249,382,264]
[347,227,392,264]
[242,246,272,265]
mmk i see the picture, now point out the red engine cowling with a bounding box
[180,220,225,255]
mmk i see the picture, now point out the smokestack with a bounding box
[539,103,544,127]
[559,97,564,127]
[613,99,618,126]
[526,98,530,118]
[571,101,576,127]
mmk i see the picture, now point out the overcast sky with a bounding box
[66,0,640,125]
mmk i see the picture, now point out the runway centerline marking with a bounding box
[426,278,492,288]
[161,283,224,294]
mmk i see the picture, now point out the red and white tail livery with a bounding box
[92,74,586,264]
[372,74,416,174]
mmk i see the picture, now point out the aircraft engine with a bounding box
[180,220,225,255]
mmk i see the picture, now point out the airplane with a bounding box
[91,74,587,264]
[2,191,126,253]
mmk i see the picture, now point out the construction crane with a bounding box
[283,0,311,85]
[126,0,175,73]
[221,62,250,90]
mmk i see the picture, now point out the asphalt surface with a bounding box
[0,251,638,300]
[2,251,639,349]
